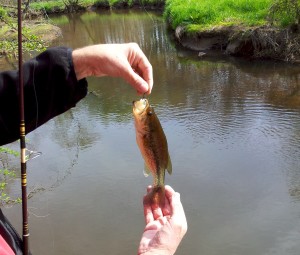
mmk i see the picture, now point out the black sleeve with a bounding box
[0,47,88,146]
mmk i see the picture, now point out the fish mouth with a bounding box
[133,98,149,115]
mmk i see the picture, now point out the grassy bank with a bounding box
[0,147,21,205]
[29,0,164,13]
[164,0,300,31]
[165,0,273,32]
[1,0,300,61]
[13,0,300,30]
[163,0,300,62]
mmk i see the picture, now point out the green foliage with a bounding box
[0,12,47,59]
[62,0,87,12]
[269,0,300,27]
[29,0,163,12]
[30,0,110,12]
[0,33,47,59]
[109,0,125,7]
[63,0,80,4]
[0,147,19,157]
[164,0,272,29]
[0,169,16,178]
[0,147,21,205]
[138,0,165,5]
[29,0,66,12]
[0,6,7,19]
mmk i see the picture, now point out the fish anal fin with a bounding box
[166,154,172,175]
[143,163,151,177]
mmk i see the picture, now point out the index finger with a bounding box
[132,46,153,94]
[137,59,153,94]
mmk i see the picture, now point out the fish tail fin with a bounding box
[144,185,165,208]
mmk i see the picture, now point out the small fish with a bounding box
[132,98,172,207]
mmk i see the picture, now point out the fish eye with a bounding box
[147,111,153,116]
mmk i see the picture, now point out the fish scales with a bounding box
[132,98,172,207]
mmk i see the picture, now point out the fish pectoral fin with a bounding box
[143,163,151,177]
[166,154,172,175]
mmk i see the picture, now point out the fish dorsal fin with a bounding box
[144,163,151,177]
[166,154,172,175]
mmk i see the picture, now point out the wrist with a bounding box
[72,47,92,80]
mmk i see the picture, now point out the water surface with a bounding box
[2,10,300,255]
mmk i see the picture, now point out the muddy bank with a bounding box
[24,21,62,42]
[174,24,300,63]
[0,18,62,44]
[0,20,62,70]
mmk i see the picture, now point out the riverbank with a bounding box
[1,0,300,63]
[26,0,300,63]
[164,0,300,62]
[28,0,165,13]
[173,24,300,62]
[0,19,61,58]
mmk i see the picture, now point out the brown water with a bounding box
[2,10,300,255]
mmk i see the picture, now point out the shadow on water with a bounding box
[2,9,300,255]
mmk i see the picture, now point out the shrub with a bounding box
[269,0,300,27]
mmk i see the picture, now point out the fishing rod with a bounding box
[17,0,29,254]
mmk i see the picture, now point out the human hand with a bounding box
[138,185,187,255]
[72,43,153,95]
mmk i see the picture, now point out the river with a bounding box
[2,9,300,255]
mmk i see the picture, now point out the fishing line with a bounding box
[32,60,40,129]
[139,0,155,23]
[137,0,158,62]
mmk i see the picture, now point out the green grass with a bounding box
[164,0,273,30]
[29,0,104,12]
[29,0,164,12]
[29,0,66,12]
[0,147,21,205]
